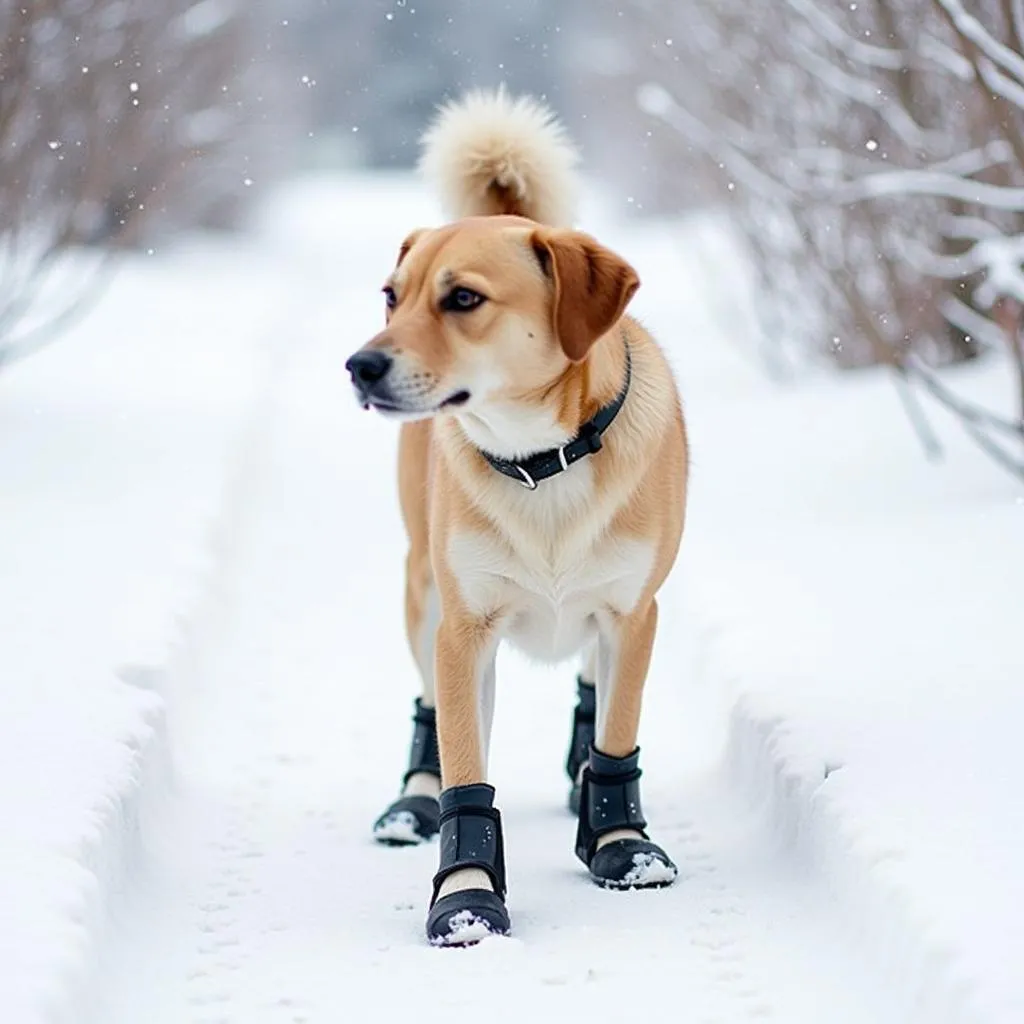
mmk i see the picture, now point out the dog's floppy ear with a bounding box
[395,228,428,267]
[531,228,640,362]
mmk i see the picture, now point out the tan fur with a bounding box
[359,220,687,774]
[349,91,688,901]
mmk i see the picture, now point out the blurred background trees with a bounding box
[2,0,1022,475]
[0,0,280,365]
[0,0,568,364]
[578,0,1024,475]
[287,0,570,168]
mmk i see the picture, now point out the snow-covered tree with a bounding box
[579,0,1024,478]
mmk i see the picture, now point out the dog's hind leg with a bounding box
[401,562,442,800]
[565,640,598,813]
[574,600,678,889]
[372,423,443,845]
[371,554,443,845]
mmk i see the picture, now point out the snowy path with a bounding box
[89,184,900,1023]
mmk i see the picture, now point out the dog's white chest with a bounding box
[447,529,655,662]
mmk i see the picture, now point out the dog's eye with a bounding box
[442,287,485,312]
[382,286,397,310]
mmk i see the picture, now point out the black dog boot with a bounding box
[566,677,596,815]
[426,784,511,946]
[373,698,441,845]
[575,746,678,889]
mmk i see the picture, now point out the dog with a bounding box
[345,88,688,945]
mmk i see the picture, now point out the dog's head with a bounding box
[345,216,639,421]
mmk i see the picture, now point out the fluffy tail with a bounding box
[419,87,579,227]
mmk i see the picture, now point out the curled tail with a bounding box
[418,87,579,227]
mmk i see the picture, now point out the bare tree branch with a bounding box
[0,0,268,367]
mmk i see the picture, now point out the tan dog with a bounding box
[346,89,688,946]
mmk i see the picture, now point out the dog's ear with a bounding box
[531,228,640,362]
[395,228,428,267]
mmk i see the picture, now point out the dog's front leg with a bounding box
[595,599,658,761]
[425,611,510,944]
[434,613,494,789]
[575,599,678,889]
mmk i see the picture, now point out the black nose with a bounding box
[345,350,393,390]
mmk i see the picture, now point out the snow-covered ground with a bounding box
[673,246,1024,1023]
[0,236,302,1023]
[2,173,1021,1024]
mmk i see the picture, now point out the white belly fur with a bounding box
[447,531,655,662]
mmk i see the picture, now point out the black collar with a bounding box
[478,344,632,490]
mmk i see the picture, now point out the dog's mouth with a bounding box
[362,397,401,412]
[359,390,473,424]
[440,390,471,409]
[363,389,471,416]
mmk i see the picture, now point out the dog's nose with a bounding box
[345,350,393,391]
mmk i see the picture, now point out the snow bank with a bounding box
[628,211,1024,1024]
[0,239,294,1023]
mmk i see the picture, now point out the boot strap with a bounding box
[575,746,649,865]
[430,783,507,904]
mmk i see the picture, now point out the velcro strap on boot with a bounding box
[402,698,441,785]
[431,783,507,904]
[575,746,649,865]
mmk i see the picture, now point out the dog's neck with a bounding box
[454,329,628,462]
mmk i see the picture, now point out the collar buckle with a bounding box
[514,464,538,490]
